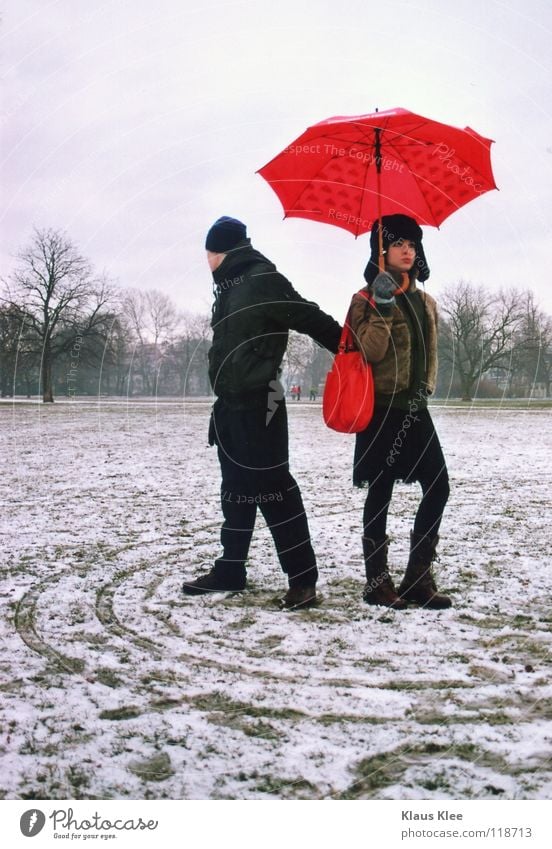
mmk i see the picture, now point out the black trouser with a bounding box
[211,395,317,587]
[362,411,450,541]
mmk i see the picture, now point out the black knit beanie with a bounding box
[363,214,430,285]
[205,217,247,253]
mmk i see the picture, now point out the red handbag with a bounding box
[323,290,374,433]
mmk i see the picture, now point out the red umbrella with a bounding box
[257,107,497,260]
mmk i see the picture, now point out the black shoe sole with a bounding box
[279,594,320,611]
[182,584,246,596]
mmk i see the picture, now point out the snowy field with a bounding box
[1,398,551,800]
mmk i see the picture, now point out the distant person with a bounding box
[349,214,451,610]
[309,387,317,401]
[290,384,297,401]
[296,385,301,401]
[182,217,341,609]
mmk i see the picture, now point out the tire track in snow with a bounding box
[12,537,177,676]
[14,574,86,675]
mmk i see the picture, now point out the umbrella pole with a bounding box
[375,126,384,272]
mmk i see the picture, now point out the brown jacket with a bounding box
[349,285,438,396]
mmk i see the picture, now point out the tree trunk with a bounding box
[42,349,54,402]
[460,374,474,402]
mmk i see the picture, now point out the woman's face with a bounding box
[386,239,416,274]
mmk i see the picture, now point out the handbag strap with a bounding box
[338,289,373,353]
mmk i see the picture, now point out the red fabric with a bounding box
[258,107,497,236]
[323,291,374,433]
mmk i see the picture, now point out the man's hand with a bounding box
[372,272,397,306]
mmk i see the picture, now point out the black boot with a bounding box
[362,537,408,609]
[182,560,246,596]
[398,533,452,609]
[280,584,318,610]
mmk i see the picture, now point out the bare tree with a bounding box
[3,228,113,402]
[0,303,34,396]
[439,282,522,401]
[146,290,179,346]
[283,333,332,396]
[165,312,211,395]
[120,288,180,394]
[510,291,552,397]
[283,332,314,390]
[99,313,135,395]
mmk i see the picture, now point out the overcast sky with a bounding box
[2,0,552,321]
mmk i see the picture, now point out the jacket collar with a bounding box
[212,243,276,287]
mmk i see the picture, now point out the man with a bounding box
[182,217,341,609]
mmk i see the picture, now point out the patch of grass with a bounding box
[141,670,178,685]
[188,691,305,721]
[465,695,552,721]
[252,775,318,798]
[144,576,163,599]
[57,656,86,674]
[257,635,285,649]
[411,708,514,726]
[225,614,261,630]
[127,752,174,782]
[420,772,452,791]
[340,742,505,799]
[0,678,25,692]
[457,614,507,630]
[317,712,387,727]
[99,706,142,721]
[81,633,109,646]
[485,636,548,662]
[95,667,124,688]
[341,750,402,796]
[243,721,282,740]
[66,765,90,795]
[385,679,472,691]
[150,698,183,711]
[148,608,181,635]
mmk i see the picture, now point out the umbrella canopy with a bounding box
[257,107,497,238]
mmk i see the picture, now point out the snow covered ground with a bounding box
[1,398,551,800]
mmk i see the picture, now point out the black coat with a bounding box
[208,244,341,400]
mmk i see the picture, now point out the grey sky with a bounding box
[2,0,552,321]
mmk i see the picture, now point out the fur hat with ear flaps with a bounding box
[363,214,430,285]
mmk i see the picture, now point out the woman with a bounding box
[349,214,451,610]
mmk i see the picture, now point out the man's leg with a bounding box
[258,471,318,588]
[216,466,257,583]
[183,401,254,595]
[254,397,318,608]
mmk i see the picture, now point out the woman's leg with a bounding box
[361,474,407,608]
[412,441,450,538]
[363,473,395,540]
[400,423,452,608]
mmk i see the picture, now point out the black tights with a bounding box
[363,467,450,541]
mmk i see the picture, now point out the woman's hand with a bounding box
[372,272,397,305]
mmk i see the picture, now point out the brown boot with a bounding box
[362,537,407,609]
[398,533,452,609]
